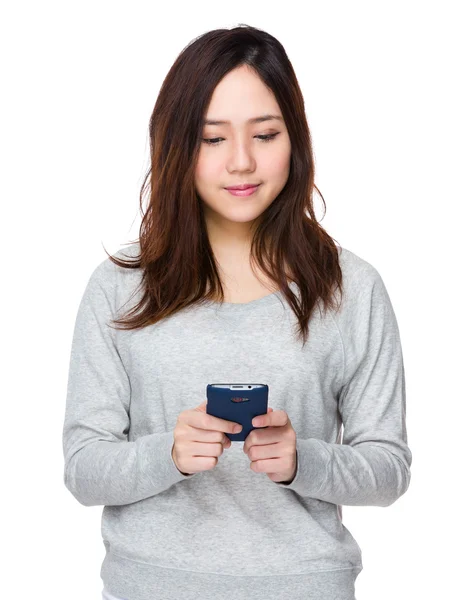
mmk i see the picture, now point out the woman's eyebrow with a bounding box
[204,114,284,126]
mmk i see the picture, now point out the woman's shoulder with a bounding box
[95,241,142,276]
[337,245,382,284]
[84,242,143,303]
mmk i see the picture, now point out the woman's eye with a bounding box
[202,133,279,145]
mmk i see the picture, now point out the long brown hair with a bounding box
[104,24,343,347]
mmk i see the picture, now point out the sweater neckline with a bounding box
[201,281,299,313]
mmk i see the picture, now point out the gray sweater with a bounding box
[62,243,412,600]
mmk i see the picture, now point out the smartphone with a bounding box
[206,383,269,442]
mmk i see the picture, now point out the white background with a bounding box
[2,1,471,599]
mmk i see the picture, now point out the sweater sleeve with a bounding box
[62,258,194,507]
[276,265,412,507]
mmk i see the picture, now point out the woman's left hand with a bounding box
[243,407,298,484]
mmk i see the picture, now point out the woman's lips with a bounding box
[225,184,261,197]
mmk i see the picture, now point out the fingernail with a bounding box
[234,425,242,433]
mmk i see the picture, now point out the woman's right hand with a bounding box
[171,400,242,476]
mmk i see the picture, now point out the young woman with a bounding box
[63,24,412,600]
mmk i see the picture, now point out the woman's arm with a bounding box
[275,265,412,506]
[62,259,192,507]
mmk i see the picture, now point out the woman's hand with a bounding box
[243,407,298,484]
[171,401,240,475]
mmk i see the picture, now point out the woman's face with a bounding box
[195,65,292,234]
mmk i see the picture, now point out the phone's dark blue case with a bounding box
[206,383,269,442]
